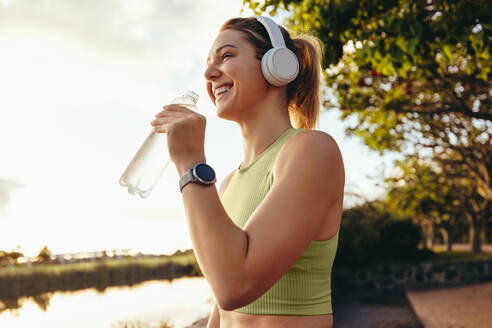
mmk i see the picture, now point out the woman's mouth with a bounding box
[215,84,233,102]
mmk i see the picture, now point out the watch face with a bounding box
[194,163,216,184]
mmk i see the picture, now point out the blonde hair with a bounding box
[220,17,324,130]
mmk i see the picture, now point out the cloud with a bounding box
[0,0,249,214]
[0,179,26,218]
[0,0,243,72]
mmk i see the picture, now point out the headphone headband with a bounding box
[255,16,299,86]
[256,16,287,48]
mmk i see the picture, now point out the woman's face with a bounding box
[204,29,268,120]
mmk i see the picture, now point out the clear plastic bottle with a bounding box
[119,90,199,198]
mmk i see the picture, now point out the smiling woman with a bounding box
[149,15,345,328]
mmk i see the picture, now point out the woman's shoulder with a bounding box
[283,129,342,163]
[273,129,344,183]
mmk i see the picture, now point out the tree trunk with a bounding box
[469,218,482,253]
[464,207,482,254]
[423,221,434,249]
[438,227,452,252]
[446,228,453,252]
[429,223,435,249]
[482,220,488,243]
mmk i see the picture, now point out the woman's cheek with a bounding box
[206,84,215,104]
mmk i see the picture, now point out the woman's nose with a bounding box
[204,63,221,81]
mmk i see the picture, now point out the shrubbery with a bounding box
[334,201,435,268]
[0,249,24,266]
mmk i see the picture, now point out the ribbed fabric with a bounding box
[219,127,339,315]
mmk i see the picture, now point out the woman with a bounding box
[151,16,345,328]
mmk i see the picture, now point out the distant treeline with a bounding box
[0,250,201,314]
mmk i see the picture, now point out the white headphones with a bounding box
[256,16,299,86]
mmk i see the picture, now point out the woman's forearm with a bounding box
[177,159,249,308]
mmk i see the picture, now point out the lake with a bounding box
[0,277,213,328]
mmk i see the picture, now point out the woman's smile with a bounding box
[215,85,233,102]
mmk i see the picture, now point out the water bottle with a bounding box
[119,90,199,198]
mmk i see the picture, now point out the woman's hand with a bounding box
[151,104,207,175]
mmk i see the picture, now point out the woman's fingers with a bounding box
[151,104,203,134]
[151,117,169,126]
[155,110,181,118]
[156,104,193,116]
[152,124,168,133]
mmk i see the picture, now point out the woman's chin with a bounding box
[215,95,235,119]
[215,103,236,121]
[216,106,230,119]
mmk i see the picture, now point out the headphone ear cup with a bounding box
[261,47,299,86]
[261,48,278,86]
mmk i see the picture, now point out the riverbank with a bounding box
[3,246,491,300]
[0,250,201,300]
[3,246,491,327]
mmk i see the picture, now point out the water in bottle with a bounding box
[119,90,199,198]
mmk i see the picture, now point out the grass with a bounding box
[0,253,197,278]
[429,249,492,263]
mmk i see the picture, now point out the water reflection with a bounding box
[0,277,213,328]
[0,292,53,315]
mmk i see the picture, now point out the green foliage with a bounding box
[243,0,491,82]
[385,155,490,252]
[378,220,422,259]
[385,156,469,224]
[0,253,198,278]
[335,200,434,268]
[243,0,492,203]
[243,0,491,255]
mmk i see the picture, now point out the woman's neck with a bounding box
[238,107,292,170]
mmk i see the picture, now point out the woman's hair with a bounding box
[220,17,324,130]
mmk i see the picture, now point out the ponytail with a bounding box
[287,34,324,130]
[220,17,324,130]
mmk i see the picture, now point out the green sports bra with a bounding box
[219,127,339,315]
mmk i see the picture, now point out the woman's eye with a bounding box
[222,53,232,60]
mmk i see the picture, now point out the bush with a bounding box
[0,249,24,265]
[377,220,422,261]
[37,246,52,262]
[334,202,434,268]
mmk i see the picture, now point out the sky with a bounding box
[0,0,399,257]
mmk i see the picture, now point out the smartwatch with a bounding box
[179,163,216,192]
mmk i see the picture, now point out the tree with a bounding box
[243,0,491,199]
[0,249,24,266]
[385,155,490,252]
[37,246,52,263]
[243,0,492,252]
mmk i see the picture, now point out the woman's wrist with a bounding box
[175,155,208,177]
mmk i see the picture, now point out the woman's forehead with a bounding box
[207,30,246,58]
[214,29,243,44]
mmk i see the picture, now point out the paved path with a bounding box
[189,245,492,328]
[406,281,492,328]
[333,290,422,328]
[189,282,492,328]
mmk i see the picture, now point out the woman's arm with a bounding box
[175,130,345,311]
[206,303,220,328]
